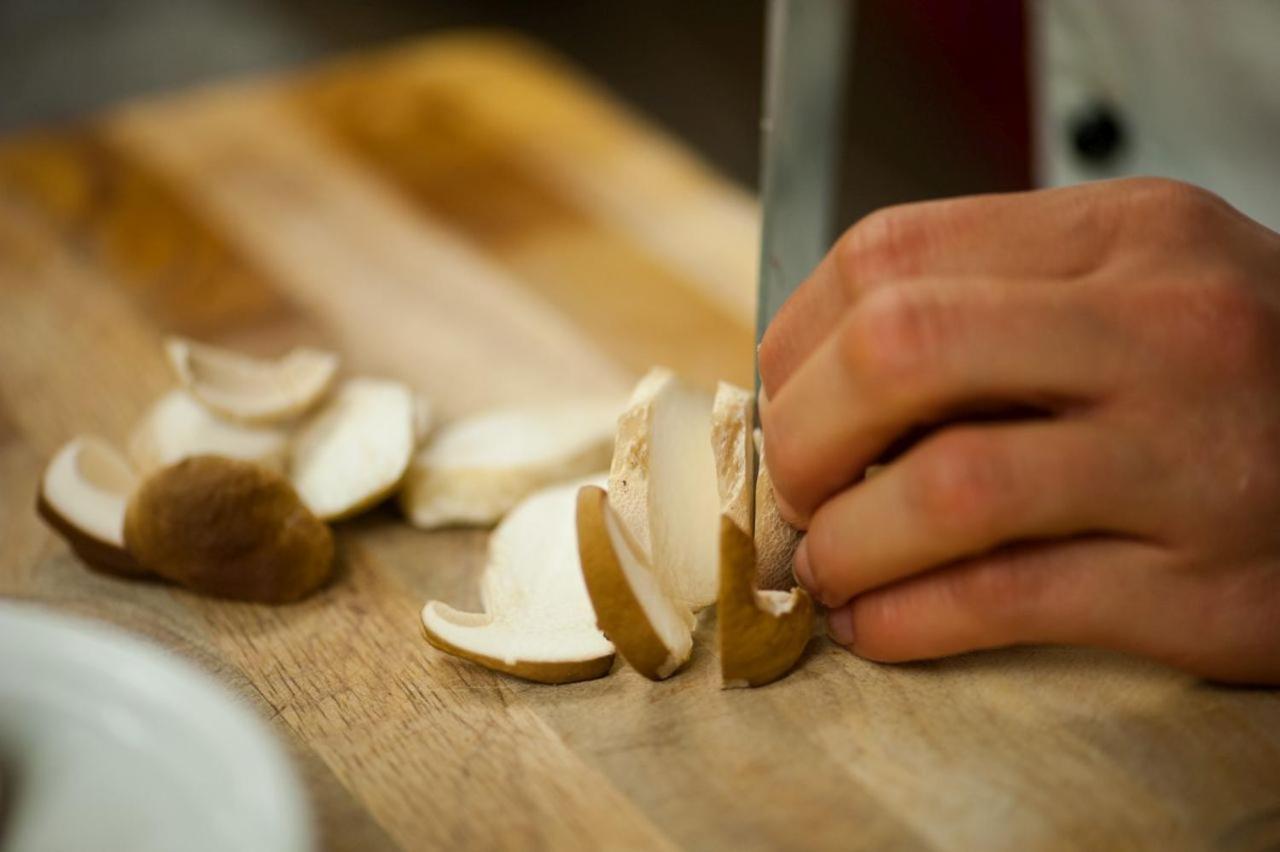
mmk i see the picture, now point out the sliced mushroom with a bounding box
[717,514,814,688]
[290,377,415,521]
[754,445,801,591]
[607,368,720,610]
[129,390,290,475]
[718,414,813,688]
[124,455,334,603]
[165,337,338,424]
[421,478,615,684]
[579,380,749,679]
[712,383,756,533]
[400,399,620,529]
[36,436,146,577]
[577,485,694,679]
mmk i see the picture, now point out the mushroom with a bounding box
[421,478,615,684]
[36,436,146,577]
[124,455,334,603]
[400,399,620,529]
[165,337,338,424]
[716,507,814,688]
[607,368,720,610]
[753,440,801,591]
[129,390,290,475]
[578,379,748,680]
[289,377,416,521]
[576,485,694,679]
[580,375,814,686]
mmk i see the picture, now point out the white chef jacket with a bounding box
[1032,0,1280,233]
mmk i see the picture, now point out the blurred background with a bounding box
[0,0,1031,227]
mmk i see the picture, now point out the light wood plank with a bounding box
[297,50,755,390]
[0,131,316,351]
[107,91,633,417]
[301,33,759,333]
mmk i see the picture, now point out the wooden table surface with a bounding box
[1,33,1278,852]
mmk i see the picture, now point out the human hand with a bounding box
[758,177,1280,683]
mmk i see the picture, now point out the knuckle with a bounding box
[1123,177,1224,231]
[1194,269,1262,327]
[756,329,786,393]
[840,287,945,387]
[942,553,1052,630]
[947,559,1030,613]
[835,204,923,286]
[907,432,1009,535]
[1175,269,1272,372]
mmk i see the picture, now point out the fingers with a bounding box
[793,419,1157,608]
[761,276,1120,523]
[757,253,848,398]
[827,536,1280,684]
[758,182,1123,396]
[823,536,1165,662]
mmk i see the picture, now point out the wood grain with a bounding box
[0,31,1277,852]
[109,89,633,417]
[298,49,754,390]
[0,131,312,349]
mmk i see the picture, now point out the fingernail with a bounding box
[793,536,815,592]
[827,605,855,646]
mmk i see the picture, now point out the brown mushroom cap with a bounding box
[124,455,334,603]
[717,514,814,688]
[577,485,694,680]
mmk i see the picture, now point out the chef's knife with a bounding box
[756,0,853,376]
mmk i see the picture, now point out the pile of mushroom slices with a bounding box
[38,337,422,603]
[38,344,815,685]
[420,368,815,689]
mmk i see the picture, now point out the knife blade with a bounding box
[755,0,853,381]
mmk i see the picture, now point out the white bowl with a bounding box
[0,601,314,852]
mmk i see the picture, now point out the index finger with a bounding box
[758,181,1124,397]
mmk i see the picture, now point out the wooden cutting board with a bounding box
[1,33,1277,852]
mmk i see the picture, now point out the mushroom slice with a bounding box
[165,337,338,424]
[36,436,146,577]
[754,444,801,591]
[125,456,333,603]
[608,368,720,610]
[717,515,814,688]
[129,390,290,475]
[400,399,620,529]
[579,381,751,680]
[711,383,756,533]
[577,485,695,679]
[717,406,813,688]
[290,377,415,521]
[421,478,615,684]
